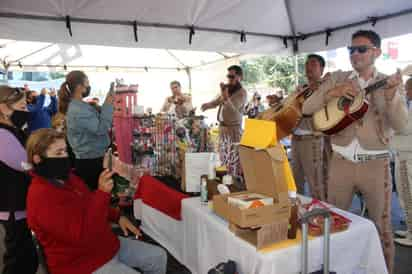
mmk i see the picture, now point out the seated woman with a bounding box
[26,128,167,274]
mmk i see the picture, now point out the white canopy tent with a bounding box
[0,39,240,72]
[0,0,412,56]
[1,0,412,120]
[0,39,241,118]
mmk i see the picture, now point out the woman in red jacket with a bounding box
[26,128,167,274]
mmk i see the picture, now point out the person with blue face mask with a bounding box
[0,86,38,274]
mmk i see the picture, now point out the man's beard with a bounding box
[227,81,242,96]
[352,56,375,72]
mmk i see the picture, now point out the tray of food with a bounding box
[299,199,351,237]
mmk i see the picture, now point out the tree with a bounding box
[240,54,307,94]
[50,72,66,80]
[240,60,260,86]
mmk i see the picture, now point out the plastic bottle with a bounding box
[222,174,233,185]
[200,177,208,205]
[208,153,216,180]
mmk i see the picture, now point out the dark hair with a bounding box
[406,77,412,91]
[352,30,381,48]
[170,80,181,87]
[58,70,87,114]
[227,65,243,77]
[306,54,326,68]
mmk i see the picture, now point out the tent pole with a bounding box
[10,43,55,64]
[294,55,299,87]
[0,12,285,39]
[185,67,192,94]
[190,54,242,69]
[166,50,186,67]
[2,62,9,83]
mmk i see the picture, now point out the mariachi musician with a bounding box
[290,54,331,201]
[201,65,247,179]
[302,30,408,274]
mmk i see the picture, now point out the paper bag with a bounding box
[240,119,277,148]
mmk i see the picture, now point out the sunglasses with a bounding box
[226,74,236,79]
[347,45,376,55]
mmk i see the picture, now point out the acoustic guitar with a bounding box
[258,81,324,140]
[313,65,412,135]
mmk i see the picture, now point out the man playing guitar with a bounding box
[302,30,408,274]
[291,54,330,201]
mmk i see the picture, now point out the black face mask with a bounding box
[34,157,71,181]
[10,110,29,129]
[82,86,91,98]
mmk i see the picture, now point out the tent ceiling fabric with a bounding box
[0,39,239,71]
[0,0,412,54]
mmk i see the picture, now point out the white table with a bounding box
[135,197,387,274]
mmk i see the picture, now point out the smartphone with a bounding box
[108,148,113,172]
[109,82,115,96]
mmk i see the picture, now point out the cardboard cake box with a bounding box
[213,144,291,228]
[229,218,290,249]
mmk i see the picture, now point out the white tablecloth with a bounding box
[134,199,184,263]
[135,197,387,274]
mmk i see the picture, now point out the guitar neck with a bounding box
[364,78,388,96]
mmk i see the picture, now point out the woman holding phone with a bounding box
[58,71,114,190]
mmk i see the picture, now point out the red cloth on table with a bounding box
[134,175,189,220]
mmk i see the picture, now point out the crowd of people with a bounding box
[0,28,411,274]
[0,71,167,274]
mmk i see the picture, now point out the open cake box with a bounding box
[213,144,291,226]
[213,144,292,248]
[213,119,292,248]
[213,119,291,229]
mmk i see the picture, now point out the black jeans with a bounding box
[74,157,104,190]
[0,214,38,274]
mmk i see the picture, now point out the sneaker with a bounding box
[394,237,412,247]
[394,230,408,238]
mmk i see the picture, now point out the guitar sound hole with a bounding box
[337,97,353,111]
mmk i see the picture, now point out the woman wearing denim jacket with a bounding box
[58,71,114,190]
